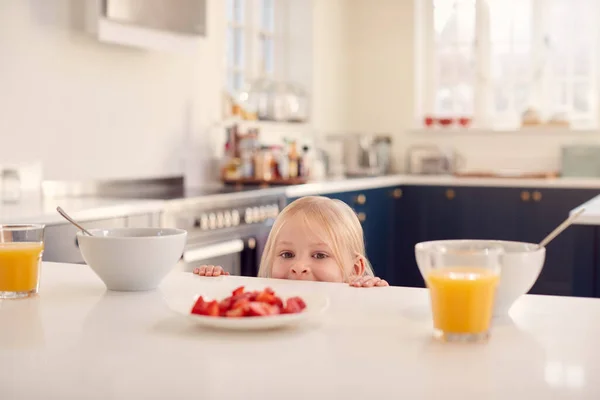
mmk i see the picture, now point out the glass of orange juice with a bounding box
[0,224,45,299]
[424,243,502,343]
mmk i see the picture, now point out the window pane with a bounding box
[233,28,244,68]
[233,0,245,23]
[234,72,245,92]
[434,0,475,46]
[261,0,275,32]
[260,37,274,75]
[574,82,591,113]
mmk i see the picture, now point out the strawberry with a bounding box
[191,296,206,315]
[256,291,284,308]
[283,297,306,314]
[205,300,220,317]
[225,307,246,317]
[247,302,280,317]
[232,286,245,296]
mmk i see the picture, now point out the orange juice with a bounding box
[0,242,44,293]
[426,267,499,335]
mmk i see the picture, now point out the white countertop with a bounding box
[0,195,165,225]
[2,262,599,399]
[287,174,600,197]
[571,194,600,225]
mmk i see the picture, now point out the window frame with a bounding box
[415,0,600,131]
[226,0,289,94]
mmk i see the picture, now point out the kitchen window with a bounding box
[226,0,286,94]
[416,0,599,130]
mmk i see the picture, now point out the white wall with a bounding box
[343,0,600,174]
[0,0,225,185]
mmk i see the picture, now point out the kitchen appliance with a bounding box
[103,0,206,35]
[560,145,600,178]
[406,145,462,175]
[161,191,284,277]
[326,133,392,177]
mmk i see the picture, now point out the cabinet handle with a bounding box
[445,189,455,200]
[355,194,366,205]
[392,188,403,199]
[357,212,366,222]
[521,191,531,202]
[532,191,542,202]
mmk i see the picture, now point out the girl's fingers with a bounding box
[375,279,389,287]
[197,265,207,275]
[211,267,223,276]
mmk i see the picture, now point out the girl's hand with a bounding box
[193,265,230,277]
[348,275,389,288]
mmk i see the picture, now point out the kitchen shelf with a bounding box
[409,127,599,135]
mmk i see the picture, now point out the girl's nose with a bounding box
[290,265,309,276]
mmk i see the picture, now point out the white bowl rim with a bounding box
[76,227,187,239]
[415,239,544,253]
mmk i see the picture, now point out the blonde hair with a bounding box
[258,196,374,280]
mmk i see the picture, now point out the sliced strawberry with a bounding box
[191,296,206,315]
[218,297,233,315]
[265,287,275,295]
[283,297,307,314]
[231,298,250,311]
[205,300,220,317]
[256,291,284,308]
[247,302,280,316]
[232,286,245,296]
[225,307,246,317]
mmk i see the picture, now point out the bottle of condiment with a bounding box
[300,145,310,177]
[288,140,299,178]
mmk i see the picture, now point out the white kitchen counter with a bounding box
[287,174,600,197]
[0,195,165,225]
[571,194,600,225]
[1,262,599,399]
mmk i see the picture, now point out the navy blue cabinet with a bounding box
[287,184,599,297]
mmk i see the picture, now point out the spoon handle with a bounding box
[538,208,585,248]
[56,207,94,236]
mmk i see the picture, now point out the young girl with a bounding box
[193,195,389,288]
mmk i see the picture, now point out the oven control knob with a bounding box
[200,214,209,230]
[232,209,240,226]
[224,211,232,227]
[254,207,262,221]
[245,208,253,223]
[216,212,224,228]
[208,213,217,230]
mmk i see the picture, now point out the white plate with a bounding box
[166,287,330,330]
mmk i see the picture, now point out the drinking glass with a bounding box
[0,224,45,299]
[424,243,502,342]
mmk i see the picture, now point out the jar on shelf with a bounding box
[286,82,310,123]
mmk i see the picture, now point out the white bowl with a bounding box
[415,239,546,317]
[77,228,187,292]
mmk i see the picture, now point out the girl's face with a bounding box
[270,214,353,282]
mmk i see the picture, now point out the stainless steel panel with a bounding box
[104,0,206,35]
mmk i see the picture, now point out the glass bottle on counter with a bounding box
[288,141,299,179]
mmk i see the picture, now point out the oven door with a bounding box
[178,237,258,276]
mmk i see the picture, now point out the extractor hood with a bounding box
[86,0,207,53]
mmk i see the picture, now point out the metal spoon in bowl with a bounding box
[538,208,585,248]
[56,207,94,236]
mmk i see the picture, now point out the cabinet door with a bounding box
[517,188,599,296]
[421,186,468,240]
[390,185,427,288]
[460,187,523,241]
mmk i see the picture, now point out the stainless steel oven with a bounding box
[162,193,283,276]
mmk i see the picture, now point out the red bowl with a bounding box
[437,117,454,126]
[458,117,472,127]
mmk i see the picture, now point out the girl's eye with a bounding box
[280,251,294,259]
[313,252,328,260]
